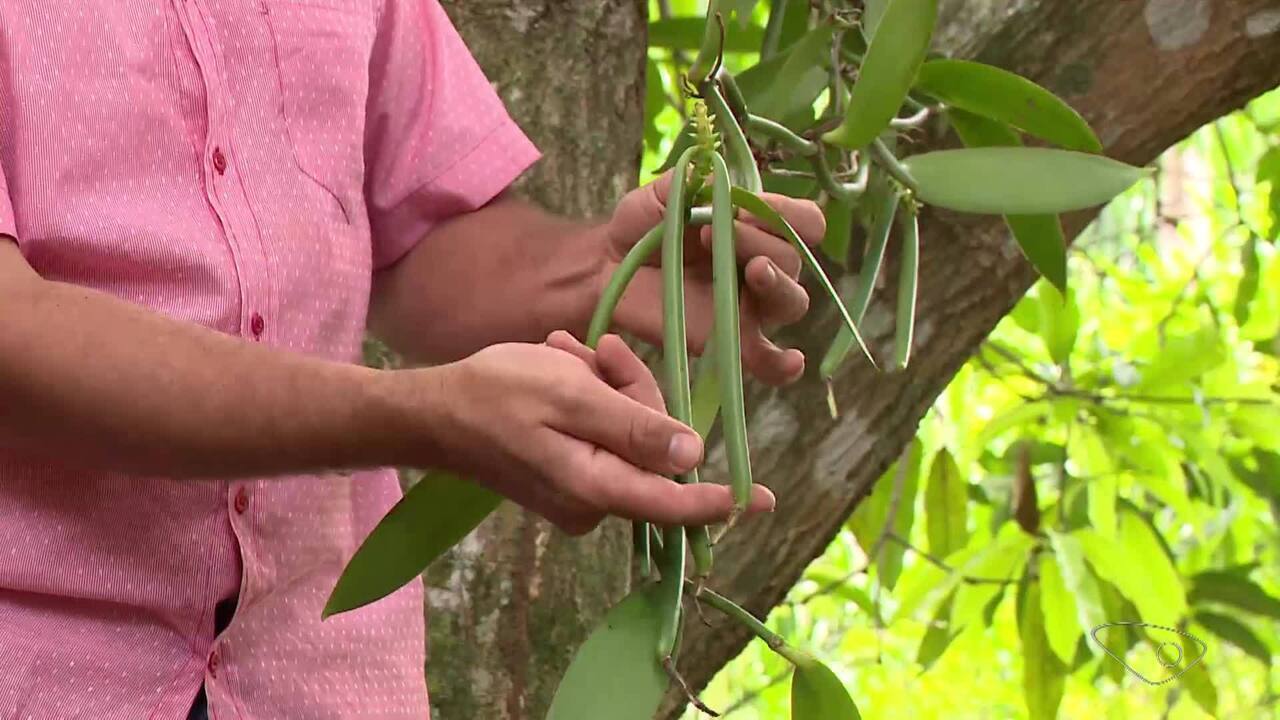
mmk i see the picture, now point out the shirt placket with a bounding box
[170,0,268,705]
[171,0,272,345]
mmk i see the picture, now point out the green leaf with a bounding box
[1188,570,1280,620]
[730,187,877,366]
[948,109,1068,292]
[861,0,889,41]
[1257,147,1280,242]
[1038,552,1083,664]
[1182,662,1218,716]
[749,25,835,123]
[881,441,924,590]
[924,449,968,557]
[1087,472,1117,538]
[1235,235,1261,324]
[1037,284,1079,366]
[736,28,832,129]
[917,591,959,673]
[1075,511,1187,628]
[1195,611,1273,666]
[848,441,924,591]
[1047,531,1108,645]
[790,652,862,720]
[916,60,1102,152]
[903,148,1149,214]
[546,586,671,720]
[821,194,856,265]
[801,567,881,622]
[325,471,501,617]
[1019,580,1067,720]
[823,0,937,150]
[1134,326,1227,391]
[1008,215,1069,295]
[648,17,765,52]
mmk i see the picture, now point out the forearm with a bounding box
[368,196,605,364]
[0,269,429,478]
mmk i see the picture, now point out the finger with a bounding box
[743,256,810,328]
[545,330,600,373]
[562,444,777,525]
[554,375,704,476]
[699,222,802,278]
[739,297,805,386]
[594,334,666,412]
[739,193,826,247]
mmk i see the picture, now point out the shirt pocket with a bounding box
[263,0,376,224]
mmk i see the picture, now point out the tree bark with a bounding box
[419,1,1280,719]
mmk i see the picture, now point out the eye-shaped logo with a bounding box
[1091,622,1207,685]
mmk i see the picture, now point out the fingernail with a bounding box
[669,433,702,469]
[764,262,777,285]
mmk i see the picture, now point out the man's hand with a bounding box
[601,171,825,386]
[412,331,776,535]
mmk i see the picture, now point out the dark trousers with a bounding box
[187,598,238,720]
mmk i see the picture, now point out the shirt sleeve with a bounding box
[364,0,541,270]
[0,162,17,242]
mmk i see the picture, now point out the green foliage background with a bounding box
[643,3,1280,718]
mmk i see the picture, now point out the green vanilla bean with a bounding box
[689,342,719,580]
[586,223,662,347]
[709,152,753,522]
[586,224,665,579]
[820,188,900,382]
[634,521,652,580]
[655,146,698,667]
[894,200,921,370]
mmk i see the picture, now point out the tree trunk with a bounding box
[422,3,646,719]
[421,1,1280,719]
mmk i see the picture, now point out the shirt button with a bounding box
[250,312,265,339]
[233,486,249,514]
[212,147,227,176]
[207,648,220,679]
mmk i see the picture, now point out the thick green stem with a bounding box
[746,114,818,156]
[890,106,932,130]
[587,224,663,346]
[691,584,792,657]
[813,151,870,203]
[870,138,919,192]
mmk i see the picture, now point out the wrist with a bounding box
[359,364,454,469]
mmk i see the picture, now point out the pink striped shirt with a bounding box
[0,1,538,717]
